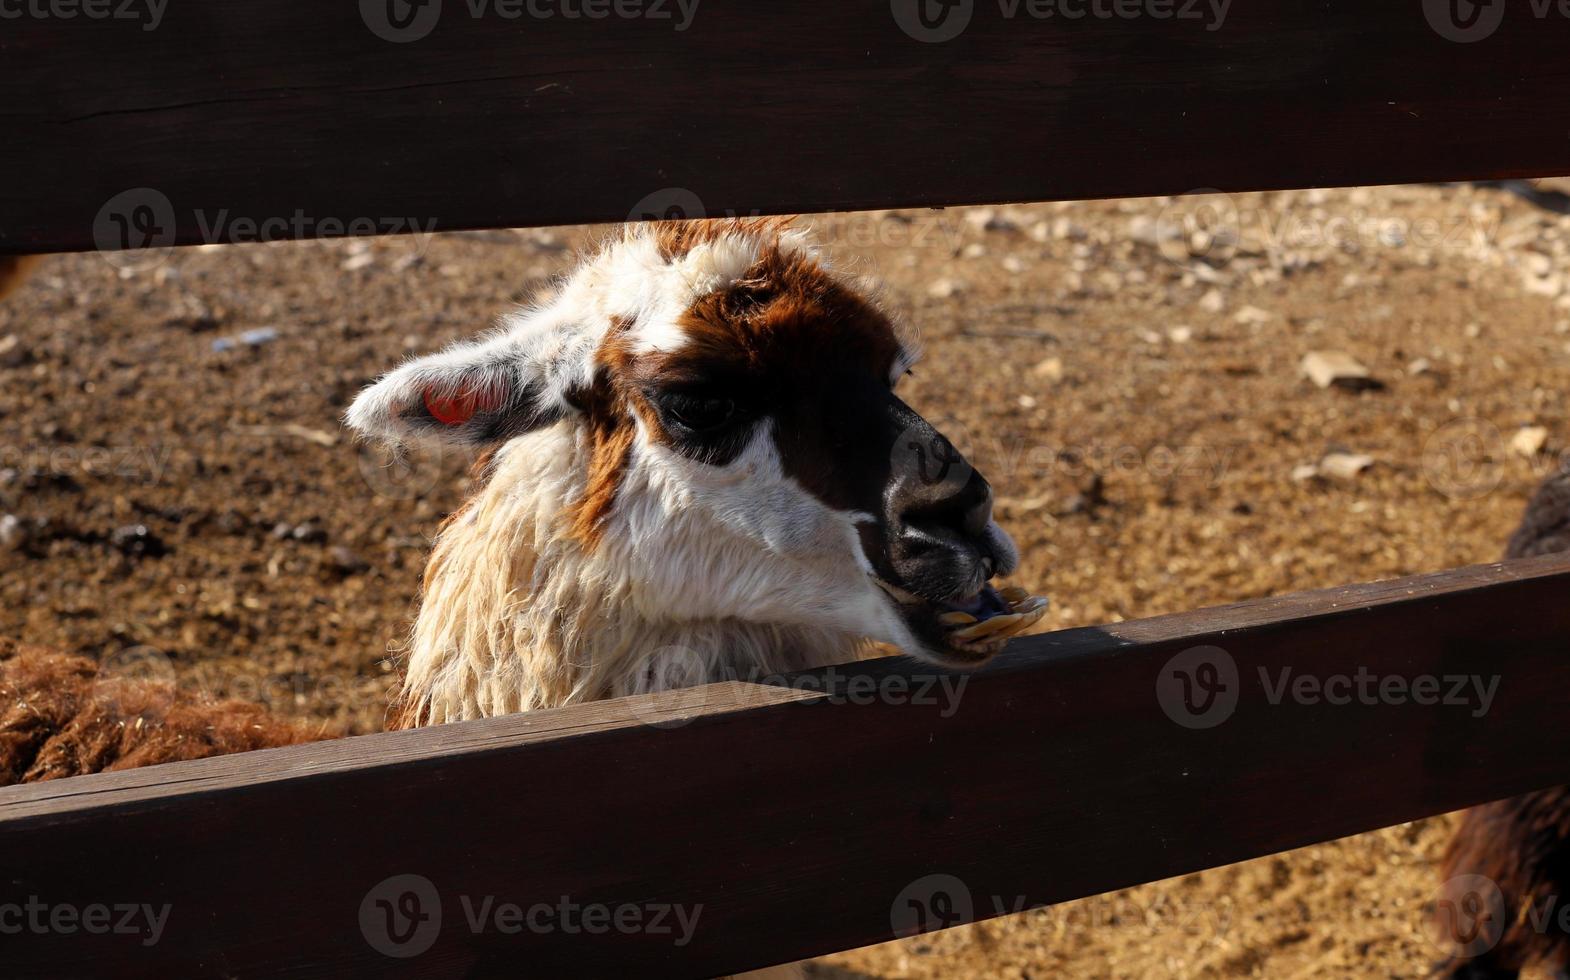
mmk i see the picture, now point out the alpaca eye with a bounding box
[665,393,736,432]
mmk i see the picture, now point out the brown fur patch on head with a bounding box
[669,240,901,379]
[635,230,908,509]
[645,215,798,262]
[565,316,641,548]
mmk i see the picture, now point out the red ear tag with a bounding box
[423,386,504,427]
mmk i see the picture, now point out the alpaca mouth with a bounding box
[873,578,1049,667]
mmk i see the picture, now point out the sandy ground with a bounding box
[3,181,1569,977]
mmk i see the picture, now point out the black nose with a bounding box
[890,455,997,575]
[897,468,991,542]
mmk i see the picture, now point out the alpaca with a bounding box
[1436,464,1570,980]
[348,218,1045,726]
[3,217,1044,761]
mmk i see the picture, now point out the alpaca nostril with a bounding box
[894,475,997,558]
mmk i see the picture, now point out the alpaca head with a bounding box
[347,220,1044,671]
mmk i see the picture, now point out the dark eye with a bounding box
[664,392,737,432]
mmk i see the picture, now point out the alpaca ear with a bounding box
[345,333,568,448]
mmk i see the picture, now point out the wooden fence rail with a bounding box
[6,2,1570,976]
[3,1,1570,253]
[5,555,1570,977]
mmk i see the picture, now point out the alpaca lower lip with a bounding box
[872,575,1048,659]
[940,587,1049,648]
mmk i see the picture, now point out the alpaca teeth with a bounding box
[939,611,979,626]
[952,612,1024,641]
[950,601,1049,645]
[1008,595,1048,615]
[1014,603,1049,630]
[1000,586,1032,603]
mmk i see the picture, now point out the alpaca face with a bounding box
[348,221,1044,668]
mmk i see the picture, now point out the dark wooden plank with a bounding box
[5,555,1570,977]
[3,2,1570,255]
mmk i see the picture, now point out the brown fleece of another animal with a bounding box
[1437,466,1570,975]
[1439,787,1570,973]
[0,639,332,786]
[0,255,40,302]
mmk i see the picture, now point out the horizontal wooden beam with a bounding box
[5,555,1570,976]
[4,2,1570,254]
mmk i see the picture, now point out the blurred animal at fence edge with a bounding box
[2,219,1045,979]
[0,639,324,784]
[0,255,40,302]
[1435,465,1570,980]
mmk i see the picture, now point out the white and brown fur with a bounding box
[349,219,1019,728]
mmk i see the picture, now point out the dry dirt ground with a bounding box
[4,182,1570,977]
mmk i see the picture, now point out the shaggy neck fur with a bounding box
[395,423,870,728]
